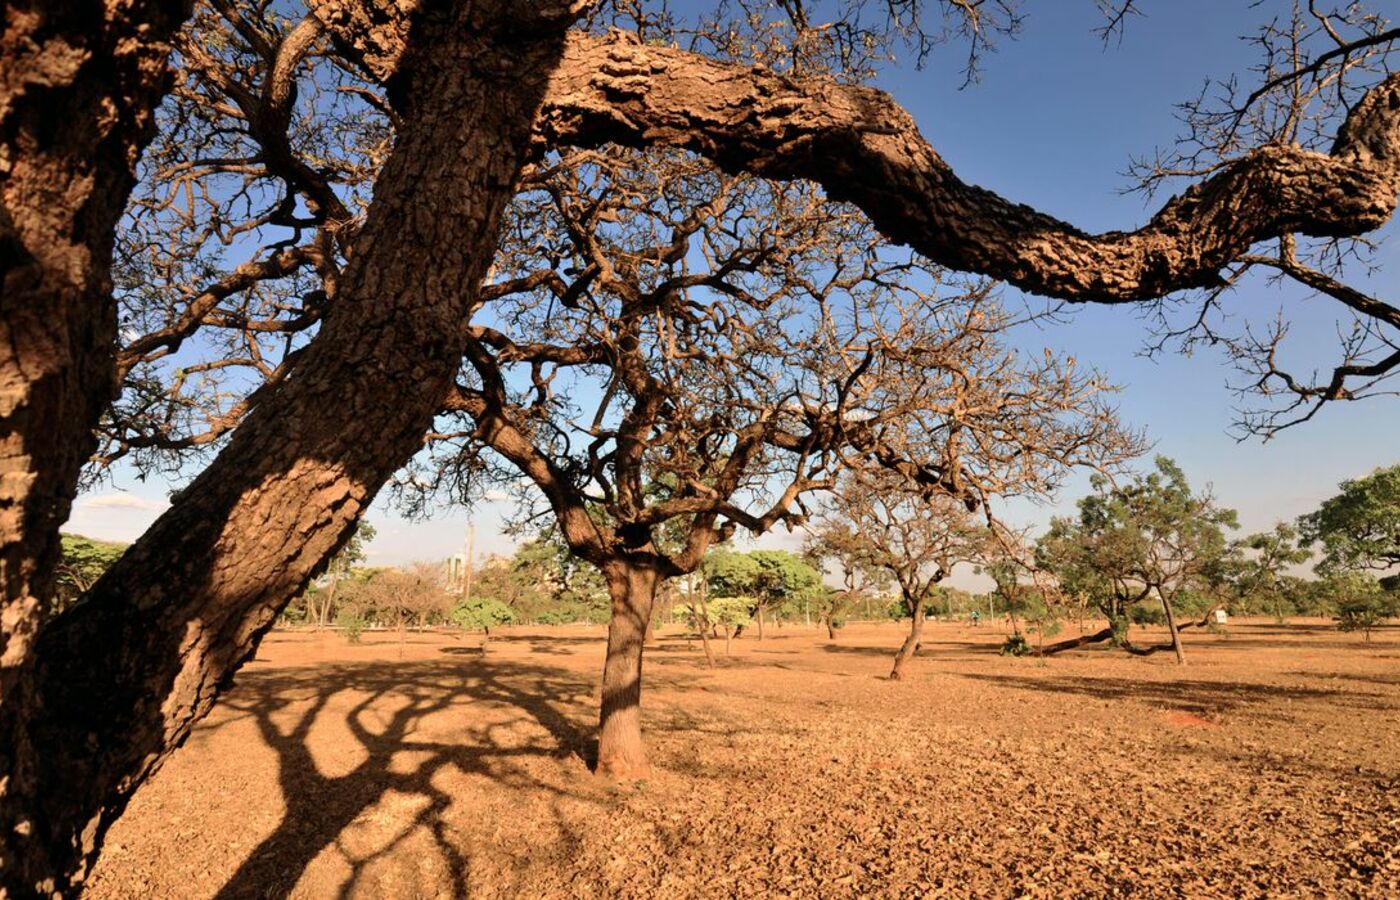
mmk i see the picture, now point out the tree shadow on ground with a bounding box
[205,656,600,899]
[959,672,1394,718]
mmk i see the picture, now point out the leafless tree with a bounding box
[398,142,1135,774]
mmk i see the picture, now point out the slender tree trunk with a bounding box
[319,567,340,630]
[1159,590,1186,665]
[0,9,571,891]
[695,594,716,669]
[756,604,765,640]
[597,560,660,778]
[1038,626,1116,655]
[824,614,837,641]
[890,601,926,681]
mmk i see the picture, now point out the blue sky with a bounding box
[67,1,1399,586]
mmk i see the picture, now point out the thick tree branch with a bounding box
[536,30,1400,303]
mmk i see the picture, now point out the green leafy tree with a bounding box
[705,549,822,640]
[312,519,378,629]
[54,535,128,611]
[677,596,752,657]
[1036,457,1238,663]
[1326,571,1396,640]
[450,596,517,650]
[1233,522,1311,621]
[1300,465,1400,574]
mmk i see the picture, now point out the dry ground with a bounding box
[84,619,1400,898]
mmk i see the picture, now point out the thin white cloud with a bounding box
[77,493,169,512]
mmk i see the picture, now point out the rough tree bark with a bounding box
[0,4,573,893]
[598,559,660,778]
[1,1,193,892]
[538,31,1400,303]
[0,0,190,704]
[890,600,926,681]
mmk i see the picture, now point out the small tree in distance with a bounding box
[1036,457,1238,664]
[804,521,892,640]
[1300,464,1400,575]
[814,472,993,681]
[451,596,517,651]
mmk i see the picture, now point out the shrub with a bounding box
[1000,634,1032,657]
[451,596,516,632]
[1128,604,1165,626]
[335,607,367,643]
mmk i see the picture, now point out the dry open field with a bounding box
[84,619,1399,898]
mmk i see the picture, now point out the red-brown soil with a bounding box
[84,619,1400,898]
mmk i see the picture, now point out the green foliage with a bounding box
[335,606,366,643]
[450,596,516,632]
[325,519,377,579]
[55,534,128,608]
[1335,595,1396,640]
[678,596,753,631]
[480,530,609,624]
[1323,571,1394,639]
[1037,456,1237,624]
[1128,604,1165,626]
[705,548,823,621]
[1231,522,1311,619]
[1300,465,1400,574]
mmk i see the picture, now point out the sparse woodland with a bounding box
[3,0,1400,894]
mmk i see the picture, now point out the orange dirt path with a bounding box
[84,619,1400,898]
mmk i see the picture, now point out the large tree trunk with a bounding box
[0,7,571,892]
[597,560,660,779]
[0,1,192,892]
[890,601,926,681]
[0,0,189,712]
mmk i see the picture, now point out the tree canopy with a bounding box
[1300,464,1400,574]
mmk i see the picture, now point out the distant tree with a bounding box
[54,536,129,611]
[705,549,822,639]
[349,564,452,651]
[1300,465,1400,575]
[311,520,378,629]
[814,472,992,681]
[1036,457,1238,663]
[804,521,891,639]
[497,531,610,624]
[450,596,517,651]
[1233,522,1311,622]
[677,596,752,658]
[1327,572,1396,640]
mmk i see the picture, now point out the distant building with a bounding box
[444,554,468,589]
